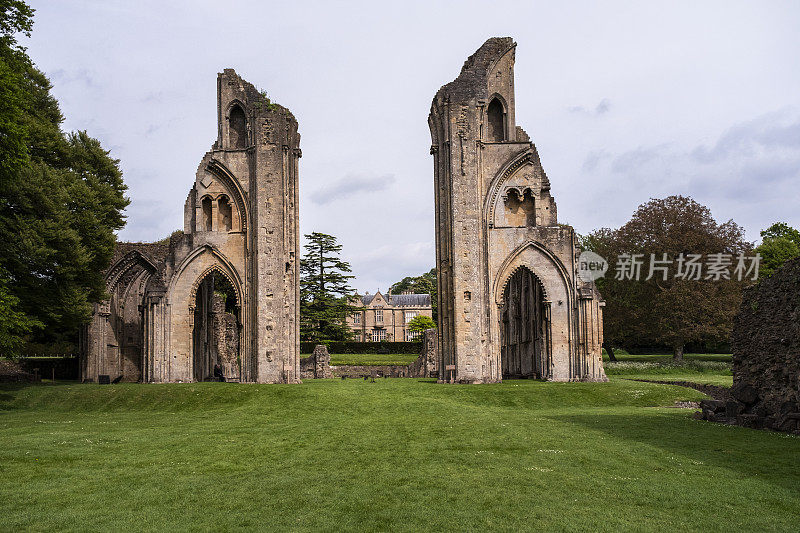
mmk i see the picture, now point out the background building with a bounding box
[348,292,432,342]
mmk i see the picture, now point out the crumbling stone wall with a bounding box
[409,328,439,378]
[83,69,300,384]
[211,294,239,381]
[428,37,606,383]
[300,344,332,379]
[699,256,800,433]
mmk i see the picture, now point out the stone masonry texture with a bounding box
[82,69,300,383]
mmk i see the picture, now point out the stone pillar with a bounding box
[423,328,439,378]
[312,344,332,379]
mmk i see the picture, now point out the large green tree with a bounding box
[0,1,129,353]
[406,315,435,335]
[300,232,357,343]
[586,196,750,361]
[389,267,438,321]
[754,222,800,278]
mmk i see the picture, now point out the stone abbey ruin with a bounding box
[429,37,606,383]
[83,69,301,383]
[82,38,607,384]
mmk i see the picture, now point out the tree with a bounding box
[389,267,438,321]
[586,196,750,361]
[754,222,800,278]
[300,232,357,343]
[406,315,435,335]
[0,267,41,357]
[0,1,129,351]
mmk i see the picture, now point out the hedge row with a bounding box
[18,356,80,380]
[300,341,422,355]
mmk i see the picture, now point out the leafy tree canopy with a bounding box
[585,195,749,360]
[754,222,800,278]
[0,1,129,353]
[407,314,435,334]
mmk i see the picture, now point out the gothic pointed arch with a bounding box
[493,240,571,309]
[168,244,244,304]
[205,158,250,233]
[486,94,507,142]
[227,101,248,149]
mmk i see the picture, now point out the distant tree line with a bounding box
[584,195,800,361]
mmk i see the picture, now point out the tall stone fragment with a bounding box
[82,69,300,383]
[428,37,606,383]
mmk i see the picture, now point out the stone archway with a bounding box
[191,269,240,382]
[500,266,549,379]
[491,241,573,381]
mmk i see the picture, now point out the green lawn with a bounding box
[329,353,419,366]
[604,353,733,387]
[1,378,798,531]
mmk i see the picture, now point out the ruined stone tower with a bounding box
[429,38,606,383]
[82,69,301,383]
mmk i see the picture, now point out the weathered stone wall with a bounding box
[83,69,299,384]
[211,294,239,381]
[300,344,332,379]
[699,257,800,433]
[409,328,439,378]
[331,365,412,378]
[428,37,606,383]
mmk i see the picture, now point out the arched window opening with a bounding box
[218,196,232,232]
[500,267,548,379]
[504,188,536,227]
[201,196,213,231]
[193,270,240,382]
[487,98,505,142]
[229,105,247,149]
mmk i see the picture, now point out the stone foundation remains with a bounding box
[300,345,333,379]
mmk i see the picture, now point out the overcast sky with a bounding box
[25,0,800,293]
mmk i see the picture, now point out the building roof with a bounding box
[390,293,431,307]
[360,292,431,307]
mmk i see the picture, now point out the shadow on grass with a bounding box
[550,411,800,494]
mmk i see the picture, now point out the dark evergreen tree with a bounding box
[300,232,356,342]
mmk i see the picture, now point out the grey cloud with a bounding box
[582,150,609,171]
[49,68,97,88]
[610,144,670,174]
[309,173,395,205]
[691,109,800,164]
[568,98,611,116]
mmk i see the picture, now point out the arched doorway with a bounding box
[500,266,549,379]
[192,270,240,381]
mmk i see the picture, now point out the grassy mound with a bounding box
[1,379,797,531]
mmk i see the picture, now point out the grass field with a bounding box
[605,354,733,387]
[2,372,799,531]
[329,353,419,366]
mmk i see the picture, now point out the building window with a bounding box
[352,312,361,324]
[487,97,505,142]
[218,196,232,232]
[229,104,247,149]
[404,311,418,324]
[405,329,421,341]
[201,196,213,231]
[375,307,383,323]
[372,329,386,342]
